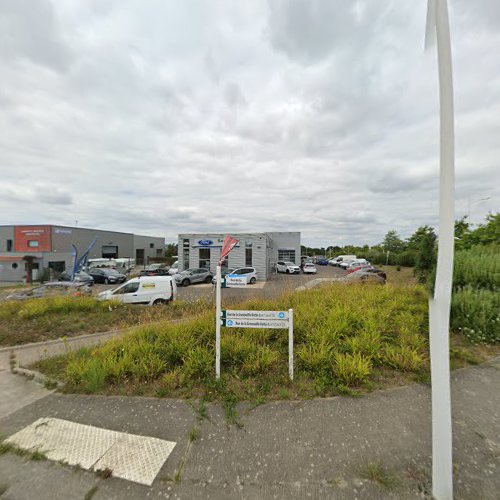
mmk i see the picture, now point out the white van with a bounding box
[330,255,357,267]
[97,276,177,306]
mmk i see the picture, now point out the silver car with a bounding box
[174,268,214,286]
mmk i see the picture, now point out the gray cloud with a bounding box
[0,0,498,247]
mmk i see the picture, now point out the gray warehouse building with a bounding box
[178,232,301,280]
[0,225,165,282]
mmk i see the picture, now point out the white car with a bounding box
[227,267,258,284]
[97,276,177,306]
[332,255,357,267]
[276,261,301,274]
[302,263,317,274]
[339,259,356,269]
[168,261,179,275]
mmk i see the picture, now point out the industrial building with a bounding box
[0,225,165,282]
[178,232,301,280]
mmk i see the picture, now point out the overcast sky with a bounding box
[1,0,499,246]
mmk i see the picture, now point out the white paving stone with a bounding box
[93,433,177,486]
[4,417,176,485]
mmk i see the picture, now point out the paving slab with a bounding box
[0,359,498,499]
[0,370,52,420]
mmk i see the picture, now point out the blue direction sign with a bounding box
[221,310,289,320]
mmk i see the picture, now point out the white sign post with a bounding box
[288,309,294,381]
[215,265,222,379]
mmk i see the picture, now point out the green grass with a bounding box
[0,295,213,346]
[451,286,499,344]
[361,462,397,488]
[33,283,432,402]
[0,441,47,461]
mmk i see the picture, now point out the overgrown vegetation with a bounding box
[451,244,499,344]
[0,295,213,346]
[34,283,431,400]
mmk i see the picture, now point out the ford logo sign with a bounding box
[198,239,213,246]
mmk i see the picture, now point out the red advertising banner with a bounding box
[14,226,52,252]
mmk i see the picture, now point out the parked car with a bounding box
[168,261,179,275]
[174,268,213,286]
[331,255,357,267]
[346,259,370,271]
[344,269,386,284]
[276,261,301,274]
[88,268,126,284]
[211,268,236,284]
[7,282,92,301]
[302,263,317,274]
[97,276,177,306]
[58,271,94,285]
[226,267,258,284]
[339,259,357,269]
[347,264,373,274]
[144,263,164,271]
[139,267,170,277]
[315,258,330,266]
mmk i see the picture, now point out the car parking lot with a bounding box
[0,266,349,304]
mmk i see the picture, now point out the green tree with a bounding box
[414,227,437,283]
[382,230,405,253]
[454,217,472,250]
[165,243,178,263]
[468,212,500,247]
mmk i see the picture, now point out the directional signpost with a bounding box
[220,309,294,380]
[214,235,294,381]
[222,275,248,288]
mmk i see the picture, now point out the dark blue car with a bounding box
[315,258,330,266]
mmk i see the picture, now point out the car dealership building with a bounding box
[0,225,165,282]
[178,232,301,280]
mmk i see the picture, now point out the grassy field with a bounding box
[33,283,432,398]
[29,276,500,414]
[0,296,212,346]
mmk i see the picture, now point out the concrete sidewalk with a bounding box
[0,358,499,499]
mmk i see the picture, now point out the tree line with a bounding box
[302,212,499,282]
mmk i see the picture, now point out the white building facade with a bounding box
[178,232,300,280]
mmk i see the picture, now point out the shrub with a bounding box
[382,345,424,371]
[332,352,372,385]
[221,334,258,367]
[241,345,279,376]
[453,246,499,291]
[451,287,500,343]
[297,342,331,372]
[183,346,213,380]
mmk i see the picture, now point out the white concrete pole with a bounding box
[427,1,455,498]
[216,265,222,379]
[288,309,294,381]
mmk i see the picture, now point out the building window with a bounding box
[48,261,65,273]
[102,245,118,258]
[150,243,154,249]
[136,249,145,265]
[278,249,296,262]
[183,239,190,270]
[156,249,163,257]
[6,239,12,252]
[28,240,39,248]
[12,262,18,269]
[199,248,210,269]
[245,241,253,267]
